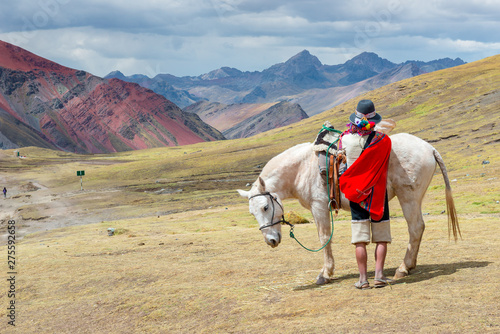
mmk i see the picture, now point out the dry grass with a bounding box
[0,206,499,333]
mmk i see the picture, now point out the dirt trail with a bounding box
[0,176,104,242]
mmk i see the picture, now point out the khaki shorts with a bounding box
[351,220,391,244]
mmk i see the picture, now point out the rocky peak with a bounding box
[104,70,127,80]
[200,67,243,80]
[285,50,323,69]
[344,52,396,73]
[263,50,327,88]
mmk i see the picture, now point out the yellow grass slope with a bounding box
[0,55,499,333]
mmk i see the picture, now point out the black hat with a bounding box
[349,99,382,124]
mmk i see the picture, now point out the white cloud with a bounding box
[430,38,500,54]
[0,0,499,77]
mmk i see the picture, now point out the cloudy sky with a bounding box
[1,0,499,78]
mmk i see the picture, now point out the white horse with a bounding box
[237,132,460,284]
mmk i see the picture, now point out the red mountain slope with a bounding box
[0,40,224,153]
[0,41,76,74]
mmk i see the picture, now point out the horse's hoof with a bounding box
[393,269,408,279]
[316,276,332,285]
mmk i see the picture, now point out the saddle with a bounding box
[313,121,346,213]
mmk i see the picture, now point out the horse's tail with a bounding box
[433,148,461,241]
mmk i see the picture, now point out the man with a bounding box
[339,99,393,289]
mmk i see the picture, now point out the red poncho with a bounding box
[339,133,392,221]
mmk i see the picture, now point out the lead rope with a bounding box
[287,128,342,252]
[288,207,336,252]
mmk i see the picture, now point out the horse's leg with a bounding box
[395,198,425,279]
[311,201,335,285]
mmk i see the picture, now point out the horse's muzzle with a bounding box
[265,232,281,248]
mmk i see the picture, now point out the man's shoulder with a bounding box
[374,131,391,141]
[367,131,392,149]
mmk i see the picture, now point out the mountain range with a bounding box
[106,50,466,116]
[0,40,224,153]
[0,39,467,153]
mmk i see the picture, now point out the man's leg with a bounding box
[350,201,371,288]
[374,242,387,280]
[355,243,368,283]
[372,193,391,282]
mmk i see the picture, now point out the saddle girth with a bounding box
[328,152,346,214]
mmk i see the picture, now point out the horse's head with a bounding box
[237,177,283,248]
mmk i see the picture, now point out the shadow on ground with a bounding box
[293,261,492,290]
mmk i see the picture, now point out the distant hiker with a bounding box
[338,99,393,289]
[3,187,6,198]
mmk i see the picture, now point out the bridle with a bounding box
[248,190,334,253]
[249,192,292,230]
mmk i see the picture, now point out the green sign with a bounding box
[77,170,85,176]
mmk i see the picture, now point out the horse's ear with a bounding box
[258,177,266,193]
[237,189,249,198]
